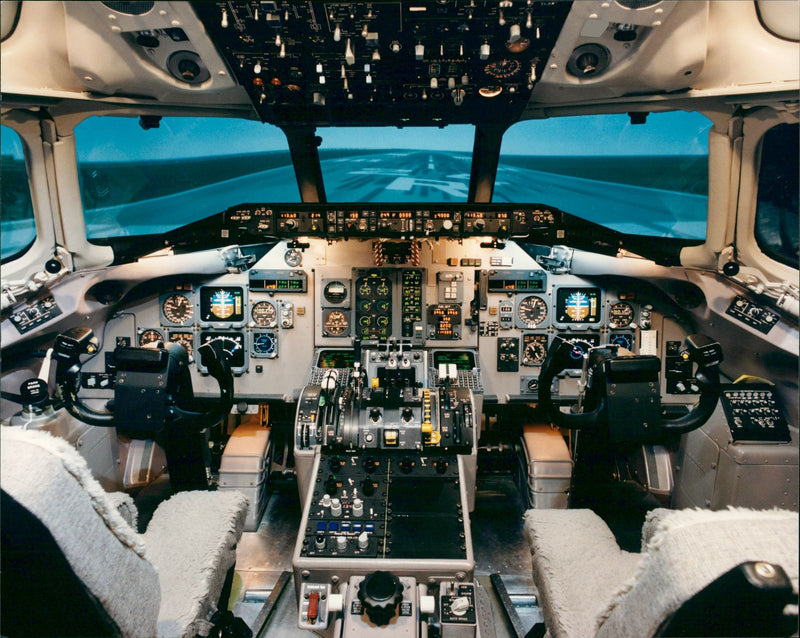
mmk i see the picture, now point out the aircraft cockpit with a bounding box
[1,2,798,637]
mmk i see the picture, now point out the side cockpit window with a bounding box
[1,126,36,261]
[755,122,799,269]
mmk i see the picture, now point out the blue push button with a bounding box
[316,522,326,532]
[365,523,375,532]
[353,523,363,532]
[328,522,339,532]
[341,522,351,532]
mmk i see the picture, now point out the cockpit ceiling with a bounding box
[2,2,797,123]
[191,1,571,127]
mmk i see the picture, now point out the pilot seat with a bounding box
[1,426,249,638]
[524,337,799,637]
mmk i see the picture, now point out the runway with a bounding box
[82,150,707,241]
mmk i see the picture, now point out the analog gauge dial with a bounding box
[169,331,194,358]
[522,334,548,366]
[324,281,348,304]
[162,293,193,324]
[251,301,277,327]
[610,333,634,351]
[568,338,594,362]
[517,295,548,328]
[323,309,350,336]
[253,332,277,357]
[284,248,302,267]
[358,281,373,296]
[484,58,521,79]
[139,329,164,347]
[608,302,634,328]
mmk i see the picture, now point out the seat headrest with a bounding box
[595,507,799,638]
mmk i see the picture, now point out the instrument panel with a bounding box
[81,231,694,405]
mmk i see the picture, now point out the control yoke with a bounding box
[53,326,233,434]
[537,334,722,442]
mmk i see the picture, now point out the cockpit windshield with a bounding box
[319,125,474,202]
[496,111,711,238]
[72,111,710,245]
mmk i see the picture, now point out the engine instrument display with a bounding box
[401,270,424,339]
[138,329,164,347]
[428,304,462,340]
[168,331,194,358]
[161,293,193,325]
[517,295,548,328]
[432,350,476,371]
[608,302,635,328]
[555,288,602,324]
[317,350,356,368]
[322,309,350,337]
[522,334,548,366]
[200,287,244,322]
[355,273,392,340]
[199,332,245,369]
[251,301,277,327]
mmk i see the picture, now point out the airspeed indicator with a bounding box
[162,293,193,325]
[517,295,548,328]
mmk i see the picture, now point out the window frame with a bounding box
[0,116,58,283]
[736,109,799,282]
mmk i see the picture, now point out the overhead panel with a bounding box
[192,1,571,126]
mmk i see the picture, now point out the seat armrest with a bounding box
[524,509,641,638]
[143,491,248,638]
[106,491,139,529]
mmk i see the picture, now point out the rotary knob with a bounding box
[398,456,415,474]
[357,571,404,626]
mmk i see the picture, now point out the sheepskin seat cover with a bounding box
[524,509,642,638]
[144,490,248,637]
[595,507,799,638]
[524,507,799,638]
[1,427,249,638]
[1,427,160,638]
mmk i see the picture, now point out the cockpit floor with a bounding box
[231,476,542,636]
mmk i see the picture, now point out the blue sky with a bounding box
[1,126,25,157]
[68,110,711,161]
